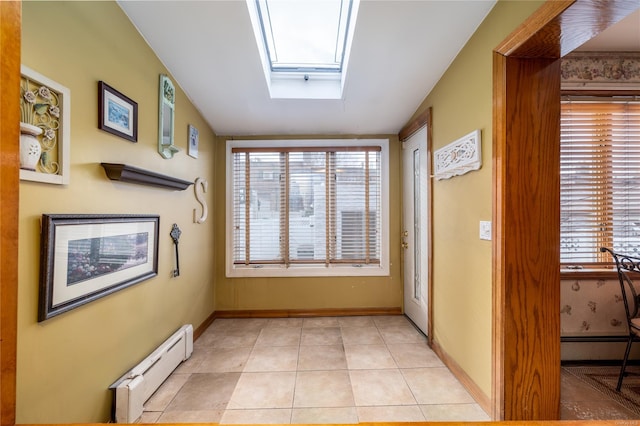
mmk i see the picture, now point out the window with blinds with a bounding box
[226,139,389,277]
[560,97,640,266]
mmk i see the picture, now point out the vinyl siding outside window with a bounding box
[225,139,389,277]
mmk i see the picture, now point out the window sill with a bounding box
[560,268,617,280]
[226,263,390,278]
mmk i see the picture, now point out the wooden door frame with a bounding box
[0,1,21,424]
[492,0,640,420]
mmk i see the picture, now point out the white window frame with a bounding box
[226,138,390,277]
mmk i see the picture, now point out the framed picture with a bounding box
[20,65,71,185]
[188,124,199,158]
[98,81,138,142]
[38,214,159,321]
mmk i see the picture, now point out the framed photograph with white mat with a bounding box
[98,81,138,142]
[38,214,159,321]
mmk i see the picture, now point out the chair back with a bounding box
[601,247,640,329]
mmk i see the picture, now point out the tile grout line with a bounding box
[154,317,496,423]
[289,324,304,424]
[380,322,425,419]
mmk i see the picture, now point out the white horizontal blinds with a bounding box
[368,150,382,261]
[331,149,381,264]
[560,98,640,264]
[231,146,381,266]
[287,151,327,263]
[232,152,248,264]
[232,151,285,264]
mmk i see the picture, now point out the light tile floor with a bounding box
[138,315,490,423]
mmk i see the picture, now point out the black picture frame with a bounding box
[38,214,159,321]
[98,81,138,142]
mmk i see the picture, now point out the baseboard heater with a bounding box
[110,324,193,423]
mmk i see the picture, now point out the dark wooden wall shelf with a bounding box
[101,163,193,190]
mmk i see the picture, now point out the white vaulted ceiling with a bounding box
[118,1,639,137]
[118,0,496,136]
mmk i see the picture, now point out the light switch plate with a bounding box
[480,221,492,240]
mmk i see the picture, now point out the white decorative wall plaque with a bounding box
[433,129,481,180]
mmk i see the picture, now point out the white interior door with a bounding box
[402,126,429,335]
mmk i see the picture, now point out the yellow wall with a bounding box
[17,0,547,422]
[214,135,403,311]
[19,2,216,423]
[408,0,544,398]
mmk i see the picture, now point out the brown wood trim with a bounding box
[492,51,506,421]
[18,422,636,426]
[425,108,434,347]
[431,339,491,417]
[492,0,640,421]
[494,1,574,57]
[560,270,618,280]
[555,1,640,57]
[193,311,217,342]
[562,90,640,97]
[232,146,382,153]
[233,259,382,265]
[399,108,431,142]
[497,1,639,59]
[214,307,402,319]
[493,52,562,421]
[0,2,21,424]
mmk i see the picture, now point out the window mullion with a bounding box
[282,153,290,266]
[329,153,337,262]
[364,151,370,264]
[244,153,251,265]
[325,152,331,267]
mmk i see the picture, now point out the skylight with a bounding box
[257,0,352,72]
[247,0,360,99]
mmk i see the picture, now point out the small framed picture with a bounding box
[98,81,138,142]
[188,124,199,158]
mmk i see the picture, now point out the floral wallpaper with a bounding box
[561,279,628,336]
[561,52,640,84]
